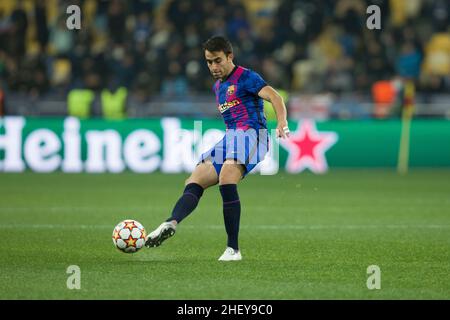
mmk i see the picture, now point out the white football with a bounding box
[112,219,146,253]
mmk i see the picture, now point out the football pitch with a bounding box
[1,170,449,299]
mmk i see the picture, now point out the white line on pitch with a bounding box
[0,224,448,230]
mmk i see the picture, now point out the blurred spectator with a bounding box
[335,0,365,36]
[227,6,251,42]
[9,0,28,59]
[27,54,49,98]
[49,15,74,56]
[420,29,450,93]
[50,57,71,92]
[161,61,188,97]
[81,56,103,91]
[107,48,136,89]
[372,79,398,118]
[107,0,127,45]
[167,0,203,33]
[421,31,450,77]
[253,28,278,60]
[395,42,422,79]
[363,38,393,87]
[34,2,49,53]
[325,57,355,94]
[131,71,153,103]
[261,57,287,89]
[67,88,95,118]
[134,11,152,44]
[422,0,448,32]
[0,9,13,45]
[101,85,128,119]
[130,0,156,15]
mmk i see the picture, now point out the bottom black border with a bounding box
[1,300,445,318]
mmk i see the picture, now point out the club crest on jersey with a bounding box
[226,85,236,97]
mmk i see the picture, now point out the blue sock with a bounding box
[166,183,204,223]
[219,184,240,251]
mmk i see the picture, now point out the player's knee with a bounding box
[185,174,217,189]
[219,175,237,185]
[185,176,201,187]
[219,166,243,185]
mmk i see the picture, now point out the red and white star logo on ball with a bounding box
[124,221,136,231]
[125,236,137,247]
[280,119,338,173]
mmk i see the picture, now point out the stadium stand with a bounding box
[0,0,448,118]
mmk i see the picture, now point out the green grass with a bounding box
[0,170,449,299]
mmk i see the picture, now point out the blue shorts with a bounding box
[198,128,269,177]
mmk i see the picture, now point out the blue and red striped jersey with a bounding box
[213,66,267,130]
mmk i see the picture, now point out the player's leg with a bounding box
[145,161,218,248]
[218,159,245,261]
[166,160,219,224]
[217,128,268,261]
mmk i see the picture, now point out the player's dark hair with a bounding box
[202,36,233,55]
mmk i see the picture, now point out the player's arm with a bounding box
[258,86,290,138]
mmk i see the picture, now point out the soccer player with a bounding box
[145,36,290,261]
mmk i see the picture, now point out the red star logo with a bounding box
[113,230,121,240]
[124,221,136,231]
[125,236,137,247]
[280,120,338,173]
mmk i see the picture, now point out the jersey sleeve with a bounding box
[244,70,267,95]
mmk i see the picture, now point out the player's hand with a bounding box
[276,121,290,139]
